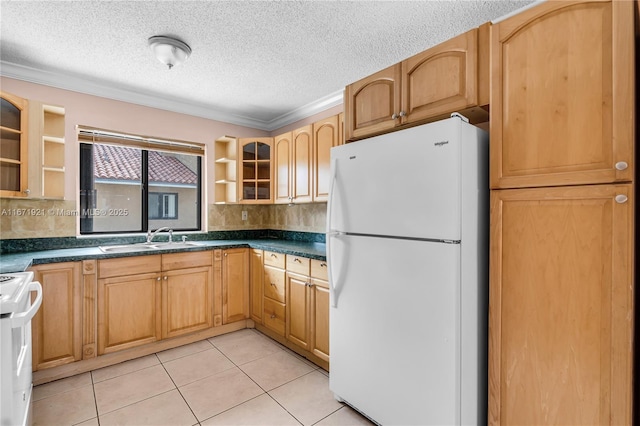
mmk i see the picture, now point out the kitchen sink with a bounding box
[153,241,204,249]
[99,243,160,253]
[98,241,204,253]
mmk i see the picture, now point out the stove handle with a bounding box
[11,281,43,329]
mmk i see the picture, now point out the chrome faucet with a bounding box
[146,227,172,243]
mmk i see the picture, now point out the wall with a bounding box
[0,77,337,239]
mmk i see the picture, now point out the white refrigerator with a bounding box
[327,115,488,425]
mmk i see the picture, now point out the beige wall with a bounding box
[0,77,337,239]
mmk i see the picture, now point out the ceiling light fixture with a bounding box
[148,35,192,70]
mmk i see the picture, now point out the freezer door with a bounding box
[328,118,463,240]
[329,234,463,425]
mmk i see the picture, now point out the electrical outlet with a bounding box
[241,211,248,221]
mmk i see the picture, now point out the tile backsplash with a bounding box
[208,203,327,233]
[0,198,327,239]
[0,198,77,239]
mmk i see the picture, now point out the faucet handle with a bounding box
[182,235,188,243]
[169,229,173,243]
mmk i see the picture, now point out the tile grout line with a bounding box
[156,353,202,425]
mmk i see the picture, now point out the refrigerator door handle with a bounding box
[327,157,339,307]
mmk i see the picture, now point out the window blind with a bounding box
[77,125,204,155]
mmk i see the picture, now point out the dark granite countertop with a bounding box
[0,239,326,274]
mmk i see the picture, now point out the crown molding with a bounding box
[0,61,343,131]
[266,89,344,132]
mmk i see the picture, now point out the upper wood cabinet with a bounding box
[490,0,634,189]
[238,137,273,204]
[292,125,313,203]
[344,64,402,141]
[30,101,65,199]
[312,114,341,202]
[274,131,292,204]
[273,126,313,204]
[1,91,29,197]
[489,184,633,425]
[344,25,489,141]
[213,135,238,204]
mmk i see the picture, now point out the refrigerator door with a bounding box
[328,118,463,241]
[329,233,461,425]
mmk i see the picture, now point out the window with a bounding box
[78,127,203,235]
[149,192,178,220]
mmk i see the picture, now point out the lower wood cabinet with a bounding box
[30,262,82,371]
[489,184,633,425]
[249,249,264,324]
[310,261,330,362]
[220,248,250,324]
[262,251,286,335]
[250,250,330,367]
[97,251,213,355]
[286,271,312,350]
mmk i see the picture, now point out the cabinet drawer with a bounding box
[264,266,285,303]
[162,250,212,270]
[263,298,285,336]
[286,255,310,276]
[98,255,161,278]
[264,251,285,269]
[310,259,328,281]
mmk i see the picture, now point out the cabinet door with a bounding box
[489,184,633,425]
[162,266,213,339]
[401,28,479,125]
[249,249,264,324]
[292,125,313,203]
[30,262,81,370]
[490,0,634,189]
[238,138,273,204]
[344,64,401,141]
[0,91,29,197]
[98,272,162,355]
[310,278,330,362]
[285,272,311,350]
[273,132,292,204]
[222,248,249,324]
[312,115,339,202]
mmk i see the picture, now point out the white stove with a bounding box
[0,271,42,426]
[0,272,36,314]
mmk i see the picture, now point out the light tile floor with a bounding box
[32,329,374,426]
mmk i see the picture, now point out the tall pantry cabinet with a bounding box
[488,1,635,425]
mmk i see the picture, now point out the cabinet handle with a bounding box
[23,189,31,195]
[163,276,168,280]
[224,253,228,257]
[320,262,327,268]
[270,253,277,258]
[306,282,314,287]
[615,194,628,204]
[270,282,276,286]
[399,111,406,117]
[391,113,398,120]
[615,161,628,171]
[270,314,276,319]
[156,277,161,281]
[294,258,301,263]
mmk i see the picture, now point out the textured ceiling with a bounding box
[0,0,535,131]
